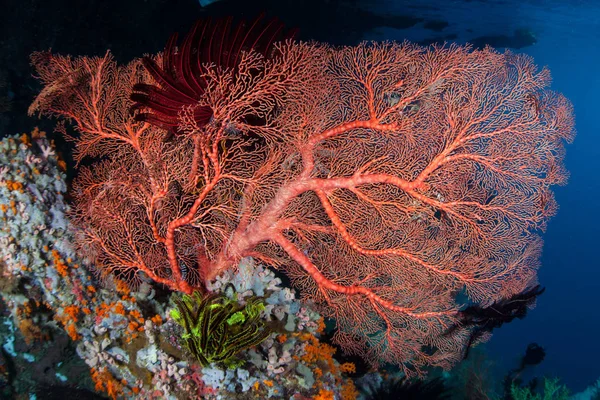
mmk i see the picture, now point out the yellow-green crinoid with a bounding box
[170,291,271,368]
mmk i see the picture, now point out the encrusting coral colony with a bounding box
[0,14,572,399]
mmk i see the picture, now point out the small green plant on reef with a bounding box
[510,377,570,400]
[170,290,272,368]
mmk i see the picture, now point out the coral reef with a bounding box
[198,258,357,399]
[0,129,356,398]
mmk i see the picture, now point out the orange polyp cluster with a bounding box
[4,180,23,192]
[5,200,16,215]
[63,305,80,319]
[113,278,138,303]
[314,388,335,400]
[113,302,125,316]
[340,362,356,374]
[52,304,82,340]
[65,322,79,340]
[57,159,67,171]
[94,298,147,343]
[291,330,357,400]
[126,309,146,340]
[16,300,34,316]
[315,316,326,335]
[51,249,77,278]
[15,301,48,344]
[277,334,288,344]
[341,381,359,400]
[297,333,337,374]
[19,133,31,146]
[90,367,124,400]
[96,302,113,319]
[114,278,130,294]
[149,314,162,326]
[17,318,46,344]
[263,379,274,387]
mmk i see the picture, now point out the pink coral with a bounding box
[30,35,573,374]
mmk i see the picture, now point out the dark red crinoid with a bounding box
[130,14,296,133]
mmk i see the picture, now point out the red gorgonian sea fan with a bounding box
[30,18,574,375]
